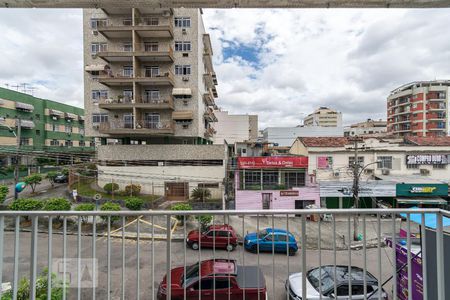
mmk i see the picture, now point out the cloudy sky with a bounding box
[1,8,449,128]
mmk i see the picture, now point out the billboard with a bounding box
[406,154,449,165]
[237,156,308,169]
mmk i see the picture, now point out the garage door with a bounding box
[165,182,189,201]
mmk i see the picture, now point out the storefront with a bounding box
[396,183,449,207]
[234,156,320,210]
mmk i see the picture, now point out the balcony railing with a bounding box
[0,209,447,299]
[99,120,175,135]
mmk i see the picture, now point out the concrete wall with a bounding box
[213,111,257,144]
[263,126,344,146]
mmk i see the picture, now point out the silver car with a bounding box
[286,265,388,299]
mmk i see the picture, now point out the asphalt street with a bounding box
[1,231,396,299]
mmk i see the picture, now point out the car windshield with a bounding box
[257,229,268,239]
[181,262,199,287]
[307,267,335,294]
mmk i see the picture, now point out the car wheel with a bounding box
[191,242,199,250]
[288,248,296,256]
[226,244,235,251]
[250,245,258,253]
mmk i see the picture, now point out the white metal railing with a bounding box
[0,209,447,299]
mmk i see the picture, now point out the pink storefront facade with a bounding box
[234,157,320,210]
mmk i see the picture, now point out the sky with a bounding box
[0,8,449,128]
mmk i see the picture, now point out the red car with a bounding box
[157,259,267,300]
[186,224,238,251]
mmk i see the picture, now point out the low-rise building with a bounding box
[344,119,387,137]
[0,87,95,165]
[262,125,343,147]
[213,111,258,144]
[304,106,343,127]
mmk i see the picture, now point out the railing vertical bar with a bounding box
[363,214,367,300]
[301,214,306,300]
[183,215,186,300]
[213,215,216,300]
[13,216,20,299]
[286,214,289,300]
[0,216,3,296]
[242,214,246,300]
[136,216,140,300]
[347,215,352,300]
[436,212,444,300]
[30,215,38,300]
[166,214,171,300]
[47,217,53,300]
[421,213,427,300]
[318,214,322,300]
[332,214,337,297]
[63,217,67,300]
[121,216,126,300]
[406,213,412,300]
[392,213,397,300]
[257,213,260,300]
[107,216,111,300]
[272,213,275,300]
[226,214,231,300]
[198,215,201,300]
[92,214,97,300]
[377,213,382,299]
[77,216,81,300]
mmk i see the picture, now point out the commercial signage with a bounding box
[280,190,299,197]
[396,183,448,197]
[319,180,396,197]
[406,154,449,165]
[317,156,333,169]
[238,156,308,169]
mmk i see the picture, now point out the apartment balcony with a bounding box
[135,71,174,86]
[134,44,174,62]
[0,209,448,299]
[97,73,134,86]
[99,119,175,135]
[96,20,133,39]
[98,97,174,110]
[427,114,446,121]
[98,97,134,109]
[390,119,411,125]
[135,97,174,109]
[204,107,218,122]
[203,72,215,89]
[390,109,411,117]
[96,49,133,63]
[134,18,173,38]
[204,126,216,138]
[428,105,447,111]
[203,88,217,108]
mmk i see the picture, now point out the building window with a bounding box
[175,65,191,75]
[91,90,108,103]
[144,42,158,52]
[35,114,40,120]
[348,156,364,167]
[79,140,85,147]
[19,138,29,146]
[142,17,159,25]
[122,18,132,26]
[52,123,58,132]
[65,125,72,133]
[36,130,40,136]
[122,89,133,102]
[50,139,59,146]
[90,141,96,147]
[175,41,191,52]
[90,18,106,29]
[283,171,306,189]
[145,66,160,77]
[433,164,446,169]
[92,113,108,123]
[122,66,133,77]
[174,17,191,28]
[262,171,279,189]
[65,140,73,147]
[144,90,160,102]
[91,43,107,54]
[123,114,134,129]
[242,171,261,190]
[406,164,419,169]
[123,42,132,52]
[377,156,392,169]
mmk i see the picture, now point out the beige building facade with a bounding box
[213,111,258,144]
[304,106,343,127]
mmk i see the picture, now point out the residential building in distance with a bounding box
[262,125,343,147]
[213,111,258,144]
[0,87,94,166]
[83,8,224,200]
[387,80,449,137]
[304,106,343,127]
[344,119,387,137]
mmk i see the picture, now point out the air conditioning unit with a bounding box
[182,76,189,81]
[91,54,97,59]
[420,168,430,176]
[182,28,187,34]
[92,30,98,35]
[381,169,390,175]
[333,171,340,177]
[364,168,374,175]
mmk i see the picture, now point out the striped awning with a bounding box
[49,109,64,117]
[172,88,192,96]
[85,64,108,72]
[78,115,85,121]
[16,119,35,129]
[172,111,193,120]
[65,112,78,119]
[15,102,34,111]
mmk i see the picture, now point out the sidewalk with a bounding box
[4,181,67,203]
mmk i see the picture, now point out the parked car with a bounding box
[286,265,388,299]
[157,259,267,300]
[244,228,298,255]
[186,224,238,251]
[54,173,68,183]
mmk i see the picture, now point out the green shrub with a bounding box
[61,168,70,176]
[75,203,96,224]
[195,215,213,231]
[24,173,43,193]
[116,190,128,197]
[43,198,71,221]
[103,183,119,194]
[190,187,212,202]
[125,184,141,196]
[46,171,59,187]
[100,202,121,223]
[125,197,144,211]
[0,185,8,204]
[9,198,44,220]
[170,203,192,222]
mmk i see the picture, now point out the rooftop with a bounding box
[298,137,349,147]
[404,136,450,146]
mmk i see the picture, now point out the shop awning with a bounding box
[49,109,64,117]
[85,64,108,72]
[172,111,193,120]
[172,88,192,96]
[15,102,34,111]
[397,197,448,205]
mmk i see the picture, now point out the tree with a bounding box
[191,187,212,202]
[75,203,95,224]
[195,215,213,231]
[170,203,192,224]
[61,168,69,176]
[43,198,71,221]
[100,202,121,223]
[124,197,144,211]
[9,198,44,220]
[46,171,59,187]
[0,185,8,204]
[103,183,119,194]
[125,184,141,196]
[24,173,43,193]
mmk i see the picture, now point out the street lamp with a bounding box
[0,121,21,200]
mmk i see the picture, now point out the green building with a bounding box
[0,87,94,166]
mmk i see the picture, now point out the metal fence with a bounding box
[0,209,447,299]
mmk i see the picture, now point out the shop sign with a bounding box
[406,154,449,165]
[280,190,299,197]
[396,183,448,197]
[238,156,308,169]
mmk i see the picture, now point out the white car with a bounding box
[286,265,388,299]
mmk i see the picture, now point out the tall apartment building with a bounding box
[83,7,218,145]
[387,80,449,137]
[303,106,343,127]
[213,111,258,144]
[344,119,387,137]
[0,87,94,165]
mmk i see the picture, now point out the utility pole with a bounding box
[14,118,22,200]
[351,137,360,241]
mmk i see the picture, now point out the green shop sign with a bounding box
[396,183,448,197]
